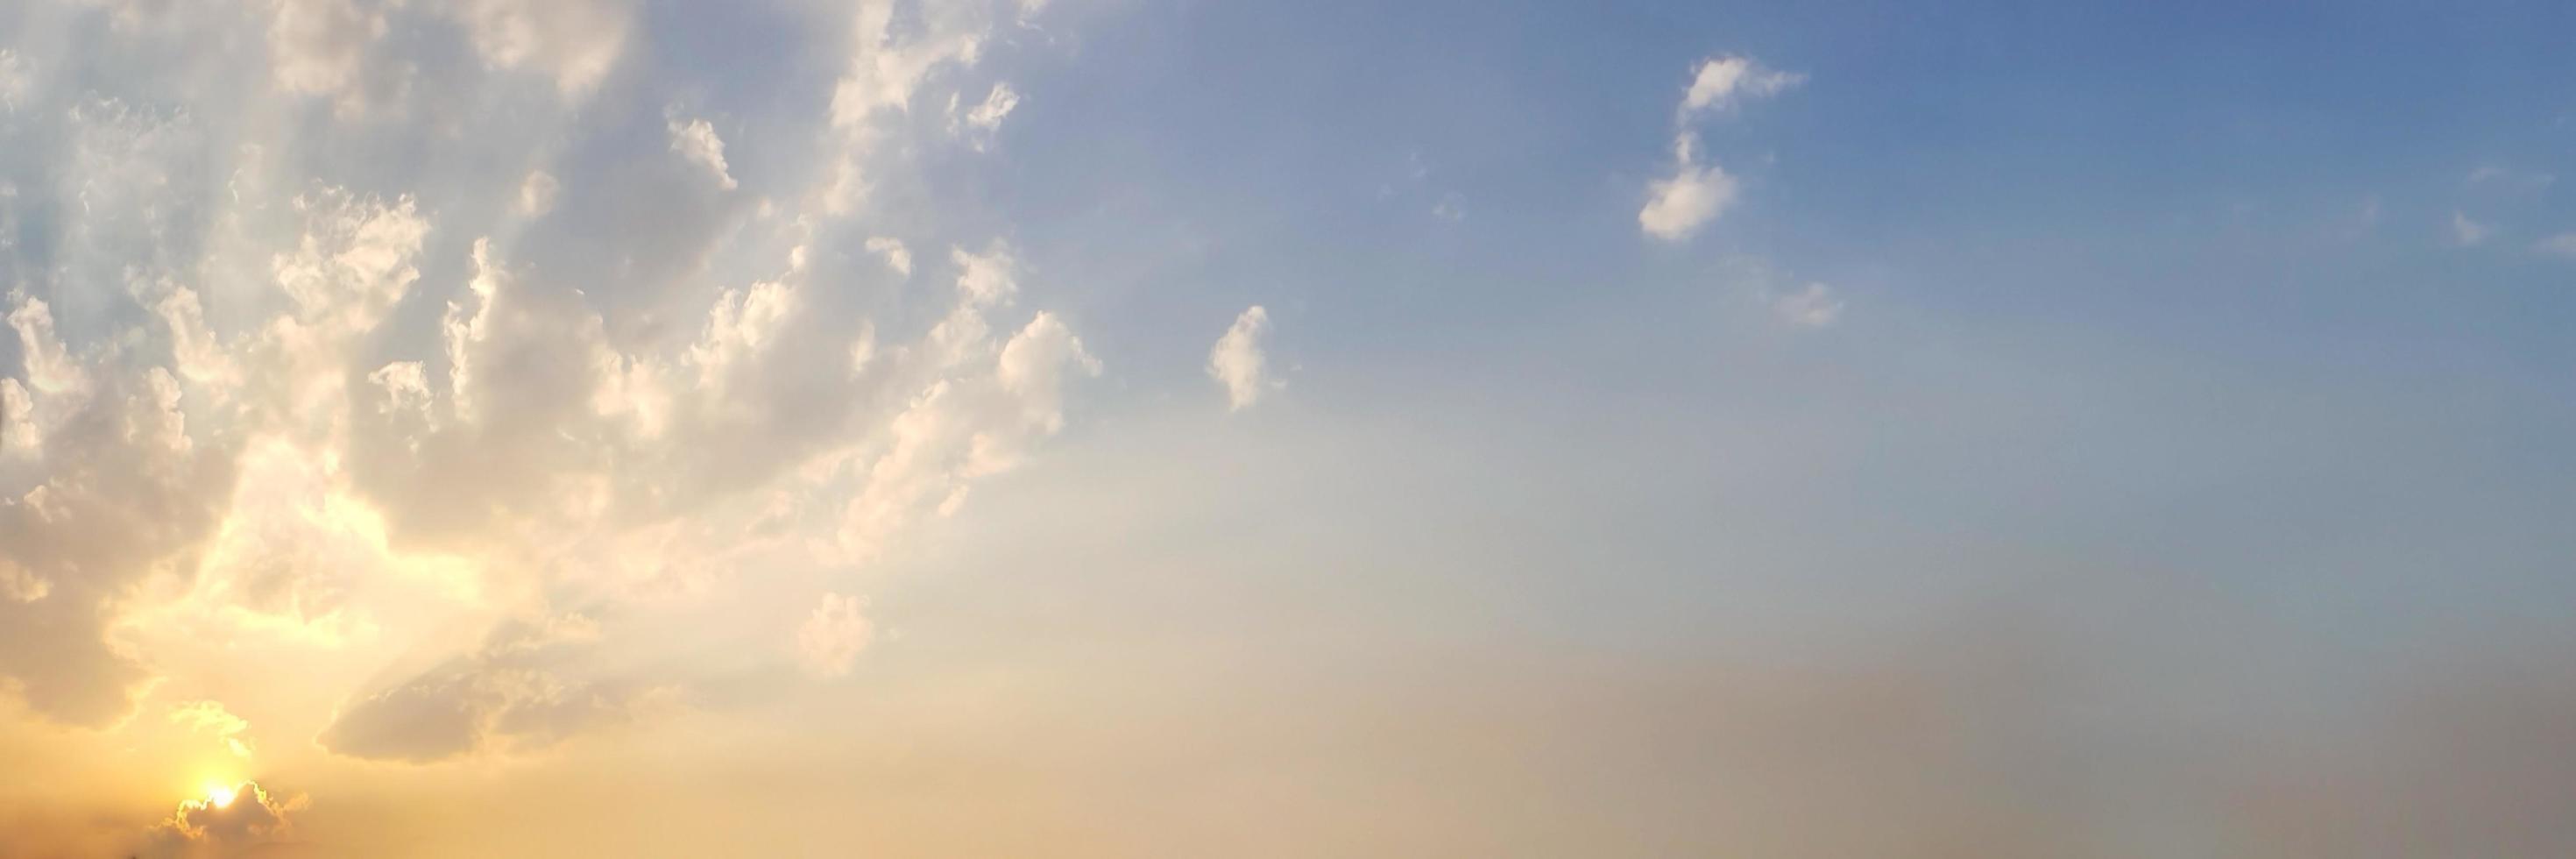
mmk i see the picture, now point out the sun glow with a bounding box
[203,783,239,808]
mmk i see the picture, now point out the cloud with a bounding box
[2451,210,2493,246]
[170,700,256,758]
[319,615,662,762]
[0,0,1103,760]
[145,781,305,856]
[866,236,912,276]
[1639,135,1737,241]
[1639,54,1794,241]
[442,0,632,97]
[796,593,871,678]
[0,295,234,727]
[1207,305,1278,411]
[0,49,30,111]
[517,170,560,217]
[1770,282,1844,328]
[999,312,1102,433]
[1681,54,1802,118]
[2535,232,2576,258]
[950,82,1021,151]
[265,0,393,115]
[667,110,739,191]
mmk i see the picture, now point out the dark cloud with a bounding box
[139,781,303,858]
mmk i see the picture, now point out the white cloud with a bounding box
[998,312,1101,433]
[668,112,738,191]
[1207,305,1278,411]
[1681,54,1802,118]
[0,0,1104,772]
[266,0,389,115]
[0,50,34,111]
[1639,135,1737,242]
[2452,210,2491,246]
[818,0,1002,214]
[952,82,1021,150]
[1639,54,1794,241]
[796,593,871,678]
[951,241,1021,308]
[866,236,912,276]
[444,0,632,97]
[0,379,34,455]
[1771,282,1844,329]
[831,0,987,126]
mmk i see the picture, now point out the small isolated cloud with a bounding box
[1208,306,1279,411]
[2536,232,2576,258]
[1681,54,1803,118]
[798,593,872,678]
[1639,53,1793,242]
[1771,282,1844,329]
[1639,135,1737,241]
[667,111,738,190]
[2452,210,2491,246]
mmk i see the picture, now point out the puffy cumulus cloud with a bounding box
[1207,305,1278,412]
[999,312,1100,433]
[796,592,871,678]
[827,243,1102,561]
[666,110,739,191]
[143,780,306,856]
[0,0,1102,782]
[1638,53,1796,242]
[819,0,1012,214]
[1680,53,1802,118]
[1638,135,1736,241]
[1770,282,1844,329]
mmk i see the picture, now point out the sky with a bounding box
[2,0,2575,855]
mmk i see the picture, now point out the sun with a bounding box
[202,783,239,808]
